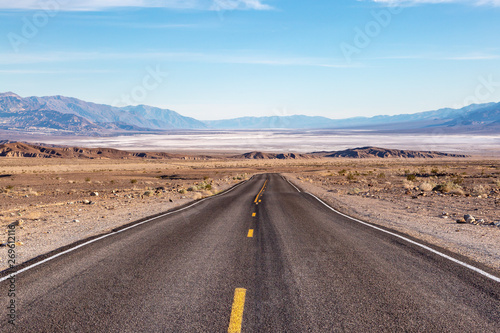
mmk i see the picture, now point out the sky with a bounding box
[0,0,499,120]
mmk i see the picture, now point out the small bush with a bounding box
[453,175,464,185]
[130,179,137,184]
[347,188,361,195]
[85,177,91,182]
[431,168,439,174]
[472,185,487,196]
[377,173,386,179]
[346,173,356,181]
[6,185,14,190]
[406,174,416,182]
[433,181,464,195]
[338,169,347,176]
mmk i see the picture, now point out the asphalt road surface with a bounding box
[1,173,499,332]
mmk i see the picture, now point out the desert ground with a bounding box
[0,156,499,274]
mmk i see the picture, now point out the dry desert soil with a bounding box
[0,156,499,275]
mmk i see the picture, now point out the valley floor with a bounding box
[0,157,499,273]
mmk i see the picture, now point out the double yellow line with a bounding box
[254,179,267,204]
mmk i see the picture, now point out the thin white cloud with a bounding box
[369,0,500,6]
[0,51,357,68]
[0,0,273,11]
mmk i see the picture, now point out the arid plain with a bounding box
[0,153,499,275]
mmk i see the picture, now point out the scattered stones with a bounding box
[90,192,99,197]
[456,218,466,224]
[442,212,449,216]
[82,200,91,204]
[464,214,476,223]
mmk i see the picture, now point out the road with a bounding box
[1,173,499,332]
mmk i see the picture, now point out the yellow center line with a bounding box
[228,288,247,333]
[254,179,268,204]
[247,229,254,238]
[252,213,256,217]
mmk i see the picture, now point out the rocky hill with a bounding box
[319,147,469,158]
[0,142,204,159]
[235,151,311,159]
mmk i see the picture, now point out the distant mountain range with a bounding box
[0,92,206,135]
[0,92,499,135]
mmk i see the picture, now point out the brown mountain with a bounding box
[235,151,311,159]
[319,147,469,158]
[0,142,191,159]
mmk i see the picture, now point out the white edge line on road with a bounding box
[282,175,301,192]
[0,178,250,283]
[307,192,500,283]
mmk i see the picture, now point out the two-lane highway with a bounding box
[1,174,499,332]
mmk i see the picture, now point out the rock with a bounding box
[442,212,449,216]
[456,218,466,224]
[9,219,24,227]
[464,214,475,223]
[90,192,99,197]
[477,219,485,224]
[73,219,80,223]
[441,216,449,219]
[169,198,173,202]
[143,191,153,197]
[83,200,91,204]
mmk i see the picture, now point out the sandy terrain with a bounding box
[0,159,252,270]
[1,157,499,274]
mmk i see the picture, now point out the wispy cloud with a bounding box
[371,52,500,60]
[0,0,273,11]
[0,51,357,68]
[368,0,500,6]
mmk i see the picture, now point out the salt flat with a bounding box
[30,130,500,156]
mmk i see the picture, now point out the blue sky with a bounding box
[0,0,499,120]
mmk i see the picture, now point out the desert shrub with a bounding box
[130,179,137,184]
[347,188,361,195]
[6,185,14,190]
[338,169,347,176]
[453,175,464,185]
[431,168,439,174]
[406,174,417,182]
[433,181,464,195]
[205,183,212,190]
[204,176,209,180]
[419,182,435,192]
[85,177,91,182]
[495,180,500,188]
[472,185,487,196]
[346,173,356,181]
[377,173,386,178]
